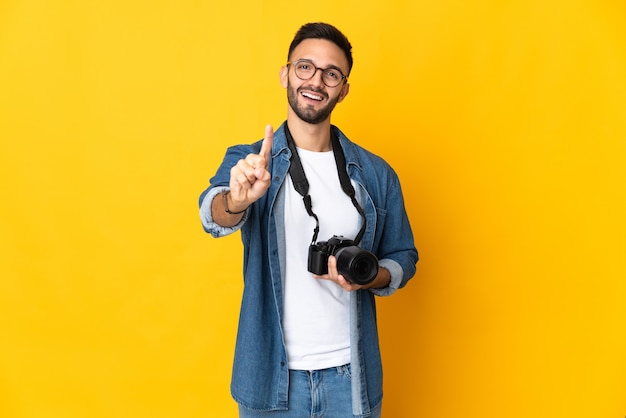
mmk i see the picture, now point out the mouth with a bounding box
[300,90,325,102]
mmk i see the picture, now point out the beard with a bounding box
[287,80,341,125]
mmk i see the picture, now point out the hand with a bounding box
[228,125,273,211]
[313,256,365,292]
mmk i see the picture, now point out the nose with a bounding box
[309,68,325,87]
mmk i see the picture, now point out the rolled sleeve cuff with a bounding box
[369,258,403,297]
[199,186,249,238]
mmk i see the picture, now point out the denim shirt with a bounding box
[199,122,418,417]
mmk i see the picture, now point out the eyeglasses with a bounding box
[287,59,348,87]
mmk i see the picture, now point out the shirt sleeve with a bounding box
[199,186,250,238]
[369,258,404,296]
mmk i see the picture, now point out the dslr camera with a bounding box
[308,235,379,285]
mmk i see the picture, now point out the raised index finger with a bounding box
[259,124,273,164]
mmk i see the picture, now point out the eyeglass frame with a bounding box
[286,59,348,87]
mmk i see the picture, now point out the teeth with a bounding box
[302,92,323,101]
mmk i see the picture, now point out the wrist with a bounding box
[364,267,391,290]
[223,191,248,215]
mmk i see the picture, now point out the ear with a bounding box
[279,66,289,88]
[337,82,350,103]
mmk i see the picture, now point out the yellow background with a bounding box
[1,0,625,417]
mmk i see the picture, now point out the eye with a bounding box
[324,69,341,80]
[296,62,313,72]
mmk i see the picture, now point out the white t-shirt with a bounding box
[282,147,361,370]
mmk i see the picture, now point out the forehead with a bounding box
[289,38,349,73]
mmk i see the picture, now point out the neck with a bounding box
[286,115,332,152]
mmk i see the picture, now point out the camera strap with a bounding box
[285,124,367,246]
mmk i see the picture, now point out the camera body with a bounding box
[308,235,379,285]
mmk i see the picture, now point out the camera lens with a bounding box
[335,246,379,285]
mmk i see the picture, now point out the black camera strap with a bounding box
[285,124,367,246]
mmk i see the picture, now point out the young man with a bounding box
[199,22,418,417]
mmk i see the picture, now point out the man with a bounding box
[199,22,418,417]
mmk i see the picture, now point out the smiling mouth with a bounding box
[301,91,325,102]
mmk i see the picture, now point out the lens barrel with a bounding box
[334,246,379,285]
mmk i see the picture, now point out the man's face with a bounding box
[281,39,350,125]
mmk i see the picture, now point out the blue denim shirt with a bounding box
[199,122,418,417]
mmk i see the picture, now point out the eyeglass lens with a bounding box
[293,61,344,87]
